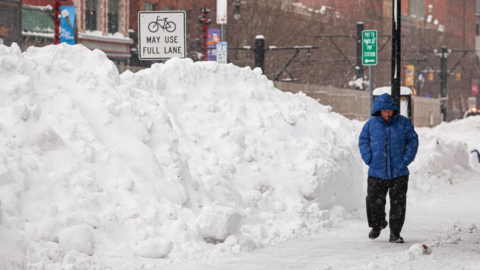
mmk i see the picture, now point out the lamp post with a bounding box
[198,6,211,61]
[234,0,241,20]
[53,0,61,44]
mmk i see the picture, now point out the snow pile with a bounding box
[419,117,480,166]
[0,43,364,269]
[408,134,471,191]
[0,200,26,269]
[407,117,480,191]
[428,223,477,247]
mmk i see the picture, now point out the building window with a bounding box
[418,0,424,18]
[86,0,97,31]
[144,2,157,11]
[162,5,175,10]
[477,24,480,36]
[108,0,119,33]
[383,0,392,18]
[409,0,424,18]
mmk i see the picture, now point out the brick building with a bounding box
[288,0,478,120]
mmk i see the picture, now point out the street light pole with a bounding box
[198,6,211,61]
[53,0,61,44]
[220,0,241,42]
[440,46,449,121]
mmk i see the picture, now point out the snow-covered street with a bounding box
[167,170,480,270]
[0,44,479,270]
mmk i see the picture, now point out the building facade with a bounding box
[22,0,133,70]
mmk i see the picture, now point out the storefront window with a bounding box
[108,0,119,34]
[86,0,97,31]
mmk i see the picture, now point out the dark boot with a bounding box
[369,220,388,240]
[389,232,404,243]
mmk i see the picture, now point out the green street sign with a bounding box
[362,30,377,66]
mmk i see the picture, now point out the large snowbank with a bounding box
[409,134,471,191]
[0,43,364,269]
[418,117,480,166]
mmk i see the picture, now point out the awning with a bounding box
[22,5,54,38]
[79,33,133,59]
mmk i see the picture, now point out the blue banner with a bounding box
[60,6,76,45]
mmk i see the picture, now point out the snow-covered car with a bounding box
[464,108,480,118]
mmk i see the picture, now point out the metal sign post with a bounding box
[138,11,186,61]
[217,0,228,63]
[363,30,377,112]
[217,0,227,25]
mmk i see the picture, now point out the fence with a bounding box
[276,82,442,127]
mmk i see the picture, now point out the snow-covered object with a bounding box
[58,224,95,256]
[197,205,245,241]
[406,243,427,260]
[372,86,413,96]
[0,43,364,267]
[132,238,174,259]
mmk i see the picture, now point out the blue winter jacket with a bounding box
[358,93,419,180]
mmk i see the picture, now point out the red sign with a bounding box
[472,79,479,95]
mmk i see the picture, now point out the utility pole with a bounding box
[435,46,450,121]
[391,0,401,108]
[440,46,448,121]
[423,47,475,122]
[356,22,364,90]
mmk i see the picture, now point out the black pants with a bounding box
[366,175,408,234]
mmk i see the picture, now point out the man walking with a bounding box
[358,93,419,243]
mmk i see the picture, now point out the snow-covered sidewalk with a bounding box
[166,170,480,270]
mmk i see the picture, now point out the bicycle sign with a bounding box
[138,11,186,60]
[148,16,176,33]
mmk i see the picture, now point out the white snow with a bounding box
[58,224,95,256]
[132,238,174,259]
[197,205,245,242]
[0,43,479,270]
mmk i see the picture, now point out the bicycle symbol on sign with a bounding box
[148,16,176,33]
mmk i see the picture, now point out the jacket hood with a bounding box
[371,93,400,116]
